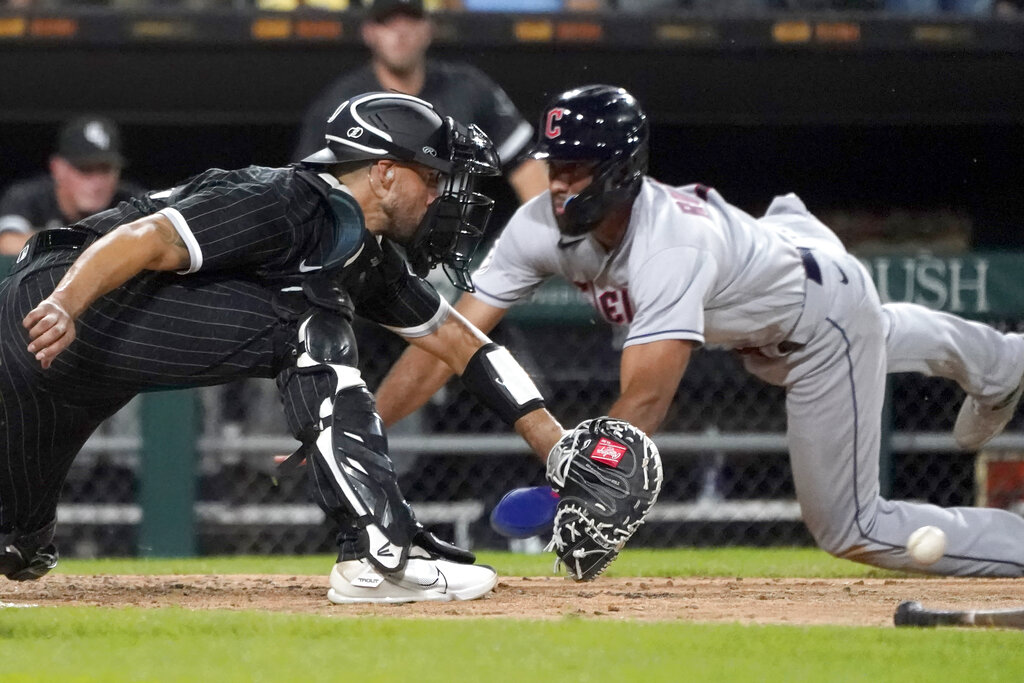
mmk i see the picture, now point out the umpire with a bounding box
[0,92,566,604]
[293,0,547,205]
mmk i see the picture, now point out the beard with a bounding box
[552,193,590,236]
[381,194,425,246]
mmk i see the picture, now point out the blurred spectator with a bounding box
[615,0,685,10]
[885,0,993,13]
[0,116,144,256]
[294,0,547,203]
[994,0,1024,13]
[461,0,564,9]
[257,0,351,11]
[616,0,773,10]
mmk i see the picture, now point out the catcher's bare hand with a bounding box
[23,299,76,369]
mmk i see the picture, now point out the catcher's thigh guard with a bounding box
[277,308,419,573]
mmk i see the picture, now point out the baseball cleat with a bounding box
[954,380,1024,450]
[0,542,58,581]
[327,557,497,604]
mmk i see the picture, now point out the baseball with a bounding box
[907,526,946,565]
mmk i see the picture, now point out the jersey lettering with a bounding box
[663,184,711,219]
[545,108,568,139]
[576,282,633,324]
[596,288,633,324]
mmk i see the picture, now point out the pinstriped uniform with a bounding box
[0,165,444,542]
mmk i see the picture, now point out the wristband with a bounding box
[460,342,545,425]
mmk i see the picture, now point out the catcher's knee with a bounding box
[297,306,359,369]
[277,308,364,439]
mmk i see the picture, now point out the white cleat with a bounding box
[327,557,498,605]
[954,380,1024,450]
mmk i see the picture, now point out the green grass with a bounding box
[54,546,907,579]
[0,608,1020,682]
[0,549,1004,682]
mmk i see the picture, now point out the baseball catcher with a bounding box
[2,91,573,603]
[544,417,663,581]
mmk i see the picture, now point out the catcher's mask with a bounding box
[303,91,499,291]
[529,84,648,237]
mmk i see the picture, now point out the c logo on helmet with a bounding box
[545,108,569,139]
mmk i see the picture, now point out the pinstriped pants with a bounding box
[0,251,292,538]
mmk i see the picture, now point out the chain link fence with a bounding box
[53,307,1024,558]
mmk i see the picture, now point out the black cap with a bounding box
[56,116,125,168]
[368,0,425,22]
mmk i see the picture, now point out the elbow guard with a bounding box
[460,342,545,425]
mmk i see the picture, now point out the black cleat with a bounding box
[0,542,59,581]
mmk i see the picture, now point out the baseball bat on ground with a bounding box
[894,600,1024,629]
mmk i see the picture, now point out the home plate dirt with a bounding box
[4,575,1024,626]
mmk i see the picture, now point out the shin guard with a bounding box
[278,308,419,573]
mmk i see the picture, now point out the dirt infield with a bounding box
[5,575,1024,626]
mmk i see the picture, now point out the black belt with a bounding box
[10,228,93,274]
[798,247,822,285]
[34,228,92,253]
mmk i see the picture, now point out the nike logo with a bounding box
[835,263,849,284]
[416,568,446,592]
[298,260,323,273]
[557,236,586,250]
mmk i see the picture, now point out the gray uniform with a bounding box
[473,177,1024,576]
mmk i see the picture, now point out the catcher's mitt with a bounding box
[545,417,662,581]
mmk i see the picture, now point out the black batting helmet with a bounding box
[530,85,648,236]
[303,92,500,291]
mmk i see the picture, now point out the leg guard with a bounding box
[277,308,420,573]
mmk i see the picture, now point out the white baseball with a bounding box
[907,525,947,565]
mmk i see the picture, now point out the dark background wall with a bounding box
[1,11,1022,245]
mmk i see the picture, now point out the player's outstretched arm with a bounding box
[401,298,562,461]
[377,294,507,426]
[610,339,697,435]
[23,214,190,368]
[512,406,565,463]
